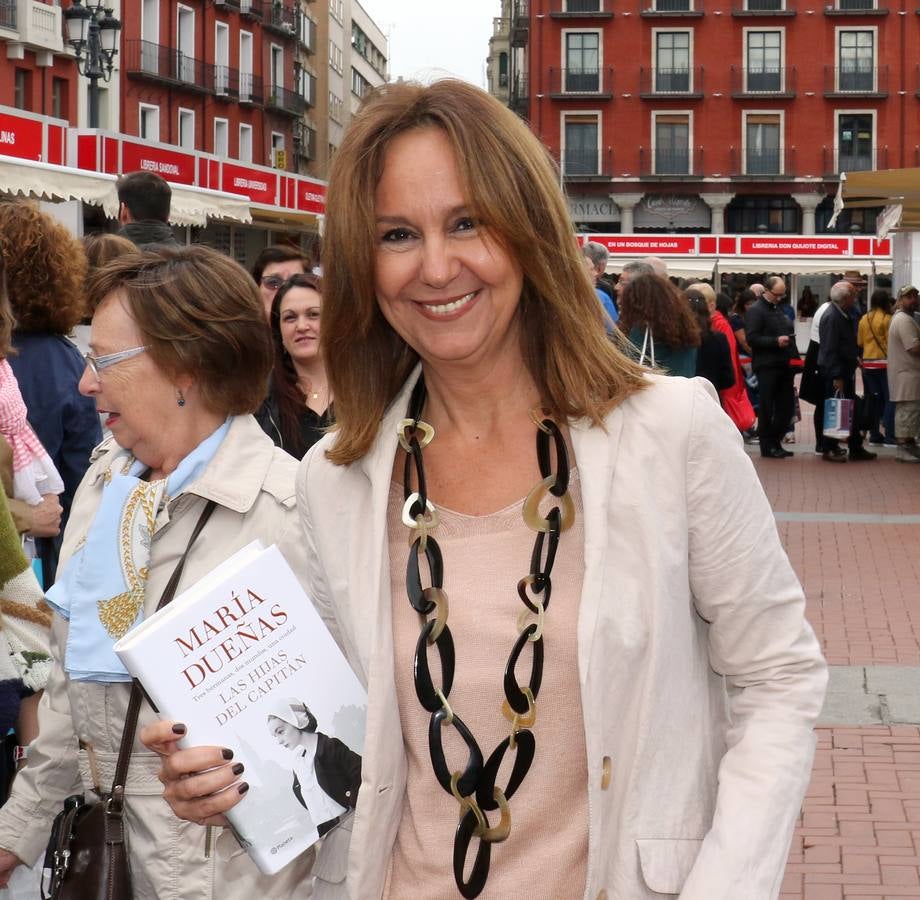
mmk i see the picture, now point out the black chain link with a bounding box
[401,376,572,899]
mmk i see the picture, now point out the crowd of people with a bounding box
[4,75,920,900]
[581,242,920,464]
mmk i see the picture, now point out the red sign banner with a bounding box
[221,163,278,205]
[121,140,196,184]
[297,179,325,215]
[0,111,43,162]
[597,235,697,255]
[739,236,851,256]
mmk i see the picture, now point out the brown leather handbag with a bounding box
[41,500,216,900]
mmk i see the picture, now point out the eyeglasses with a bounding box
[260,275,286,291]
[84,346,148,379]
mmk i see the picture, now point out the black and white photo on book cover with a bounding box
[113,542,367,874]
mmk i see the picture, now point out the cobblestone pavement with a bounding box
[746,406,920,900]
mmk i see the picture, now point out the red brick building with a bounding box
[502,0,913,235]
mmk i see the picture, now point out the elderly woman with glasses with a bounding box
[0,246,313,900]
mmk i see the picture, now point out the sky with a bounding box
[357,0,500,89]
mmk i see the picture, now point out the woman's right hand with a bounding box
[140,720,248,828]
[0,848,22,888]
[27,494,62,537]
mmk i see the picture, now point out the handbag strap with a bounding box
[108,498,218,812]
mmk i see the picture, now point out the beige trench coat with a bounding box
[295,372,828,900]
[0,415,315,900]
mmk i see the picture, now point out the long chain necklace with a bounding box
[399,376,575,898]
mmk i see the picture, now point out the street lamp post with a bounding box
[63,0,122,129]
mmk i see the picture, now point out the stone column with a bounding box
[612,193,644,234]
[792,193,825,236]
[701,193,735,235]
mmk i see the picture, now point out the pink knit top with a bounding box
[384,472,588,899]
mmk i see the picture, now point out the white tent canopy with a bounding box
[0,154,119,217]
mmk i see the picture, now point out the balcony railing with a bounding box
[510,73,529,115]
[240,0,263,17]
[825,0,886,12]
[639,146,703,176]
[824,65,888,95]
[548,67,614,97]
[640,0,704,16]
[730,147,795,176]
[293,122,316,161]
[266,84,307,116]
[732,0,795,14]
[126,40,212,92]
[511,0,529,45]
[0,0,16,30]
[239,72,264,104]
[561,147,613,179]
[823,145,888,174]
[549,0,614,16]
[264,2,296,36]
[730,65,796,95]
[639,66,704,96]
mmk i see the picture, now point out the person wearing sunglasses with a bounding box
[251,244,313,319]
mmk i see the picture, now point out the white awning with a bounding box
[168,182,252,227]
[717,257,881,275]
[606,257,716,278]
[0,154,119,216]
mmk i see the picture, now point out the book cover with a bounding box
[113,542,366,875]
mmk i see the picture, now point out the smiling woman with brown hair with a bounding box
[146,80,826,900]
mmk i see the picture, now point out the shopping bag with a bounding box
[823,395,853,440]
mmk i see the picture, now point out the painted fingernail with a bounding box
[238,782,249,795]
[221,748,234,760]
[232,763,244,776]
[172,723,187,735]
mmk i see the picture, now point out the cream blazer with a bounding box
[297,371,828,900]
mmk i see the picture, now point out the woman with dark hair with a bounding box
[255,273,332,460]
[857,289,895,444]
[0,202,99,587]
[267,699,362,838]
[730,289,756,356]
[251,244,312,318]
[620,273,701,376]
[686,292,735,392]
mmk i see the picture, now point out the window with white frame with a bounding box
[270,44,283,93]
[745,30,782,92]
[351,67,370,98]
[744,112,781,174]
[213,118,228,157]
[564,32,600,92]
[566,0,602,10]
[271,131,285,167]
[329,0,343,22]
[239,31,253,102]
[176,5,195,82]
[838,30,875,92]
[215,22,230,94]
[654,0,691,10]
[178,108,195,149]
[745,0,782,9]
[837,112,874,171]
[329,40,343,74]
[239,123,253,163]
[654,112,690,174]
[141,0,159,73]
[329,91,343,123]
[139,103,159,141]
[654,31,691,93]
[562,114,599,175]
[836,0,875,9]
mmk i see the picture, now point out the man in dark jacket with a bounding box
[818,281,877,462]
[116,171,180,248]
[744,276,798,458]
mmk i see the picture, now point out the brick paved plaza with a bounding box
[749,410,920,900]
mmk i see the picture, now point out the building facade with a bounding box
[489,0,909,236]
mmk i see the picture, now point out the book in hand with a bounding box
[113,542,366,875]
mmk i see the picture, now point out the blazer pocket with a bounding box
[636,838,704,895]
[312,814,354,884]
